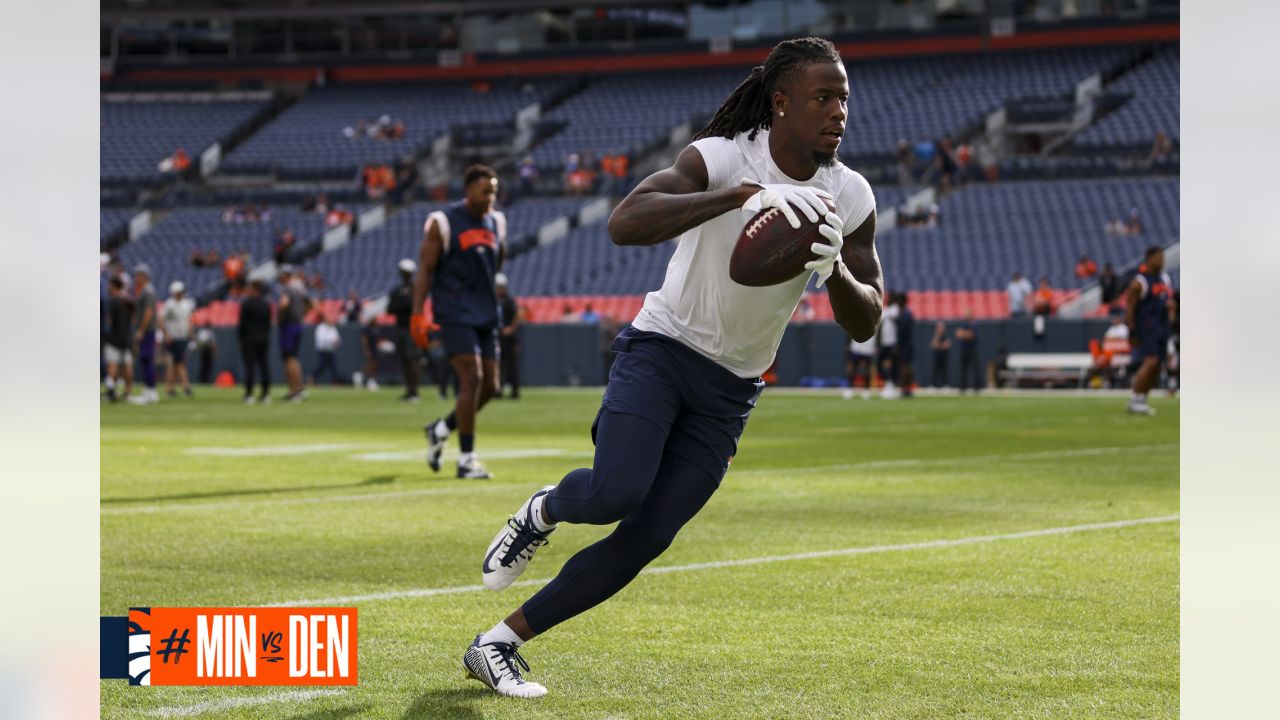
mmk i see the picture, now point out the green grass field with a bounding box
[100,387,1178,719]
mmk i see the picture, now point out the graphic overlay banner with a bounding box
[100,607,357,686]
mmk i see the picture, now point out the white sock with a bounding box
[459,451,475,466]
[480,621,524,648]
[1130,392,1146,404]
[435,419,450,438]
[530,494,556,532]
[105,377,116,390]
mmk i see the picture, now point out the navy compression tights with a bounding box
[521,410,718,634]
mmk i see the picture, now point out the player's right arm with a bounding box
[608,145,757,246]
[412,218,444,313]
[1124,278,1142,338]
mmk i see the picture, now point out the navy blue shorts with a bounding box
[279,323,302,358]
[593,326,764,484]
[167,340,188,363]
[440,323,498,360]
[1133,328,1169,364]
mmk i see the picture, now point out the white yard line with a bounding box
[186,443,378,457]
[103,444,1174,515]
[734,443,1177,477]
[350,448,592,462]
[268,515,1178,607]
[100,485,513,516]
[144,689,345,718]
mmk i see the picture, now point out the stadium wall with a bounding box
[179,319,1113,390]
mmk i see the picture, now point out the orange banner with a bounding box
[133,607,357,686]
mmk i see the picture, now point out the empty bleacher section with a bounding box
[304,198,591,299]
[838,46,1135,163]
[532,68,745,171]
[1074,45,1179,152]
[115,207,329,298]
[100,98,270,184]
[221,80,573,178]
[100,208,134,249]
[876,178,1178,291]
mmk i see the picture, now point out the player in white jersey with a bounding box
[460,37,883,698]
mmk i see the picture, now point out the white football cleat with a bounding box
[482,485,556,590]
[462,634,547,698]
[1127,401,1157,416]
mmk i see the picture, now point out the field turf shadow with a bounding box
[102,475,396,504]
[400,687,488,719]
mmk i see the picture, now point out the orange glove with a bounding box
[410,313,437,349]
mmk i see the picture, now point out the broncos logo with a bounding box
[128,608,151,686]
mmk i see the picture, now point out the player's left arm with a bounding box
[824,211,883,343]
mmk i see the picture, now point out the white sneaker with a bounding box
[367,379,380,392]
[352,371,364,388]
[458,456,494,480]
[424,419,447,472]
[841,388,854,400]
[462,635,547,698]
[243,395,257,405]
[482,485,556,590]
[1127,401,1157,416]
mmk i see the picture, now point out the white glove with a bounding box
[804,213,845,288]
[740,178,833,229]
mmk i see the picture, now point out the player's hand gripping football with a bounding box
[739,178,833,229]
[805,212,844,288]
[410,313,438,349]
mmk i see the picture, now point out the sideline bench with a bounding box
[1001,352,1130,388]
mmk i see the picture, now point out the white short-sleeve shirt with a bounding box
[630,128,876,378]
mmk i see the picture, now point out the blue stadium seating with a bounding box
[1074,45,1179,151]
[221,79,573,177]
[114,207,329,297]
[498,179,1177,297]
[101,209,134,246]
[875,178,1179,291]
[100,99,268,184]
[305,198,592,299]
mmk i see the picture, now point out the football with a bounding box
[729,199,836,287]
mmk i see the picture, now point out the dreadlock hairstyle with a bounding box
[694,37,842,142]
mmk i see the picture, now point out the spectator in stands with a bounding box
[956,312,980,393]
[312,312,341,387]
[129,265,160,405]
[496,273,522,400]
[1006,272,1033,317]
[932,135,958,190]
[342,290,362,324]
[930,321,951,388]
[1075,253,1098,282]
[895,139,913,188]
[517,156,539,198]
[1125,208,1144,236]
[393,159,419,206]
[1105,216,1125,237]
[273,229,297,265]
[1032,276,1054,348]
[579,304,601,324]
[343,118,368,140]
[158,148,190,174]
[161,281,195,399]
[326,205,355,228]
[278,265,313,402]
[387,258,422,403]
[1099,262,1120,307]
[1150,130,1172,163]
[307,271,327,291]
[102,276,133,403]
[222,252,247,283]
[194,317,216,385]
[238,279,272,404]
[601,149,630,195]
[560,304,577,322]
[896,293,916,398]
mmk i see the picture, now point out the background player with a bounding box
[129,265,159,405]
[386,258,421,402]
[1124,245,1176,415]
[161,281,194,398]
[460,37,882,698]
[411,165,508,479]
